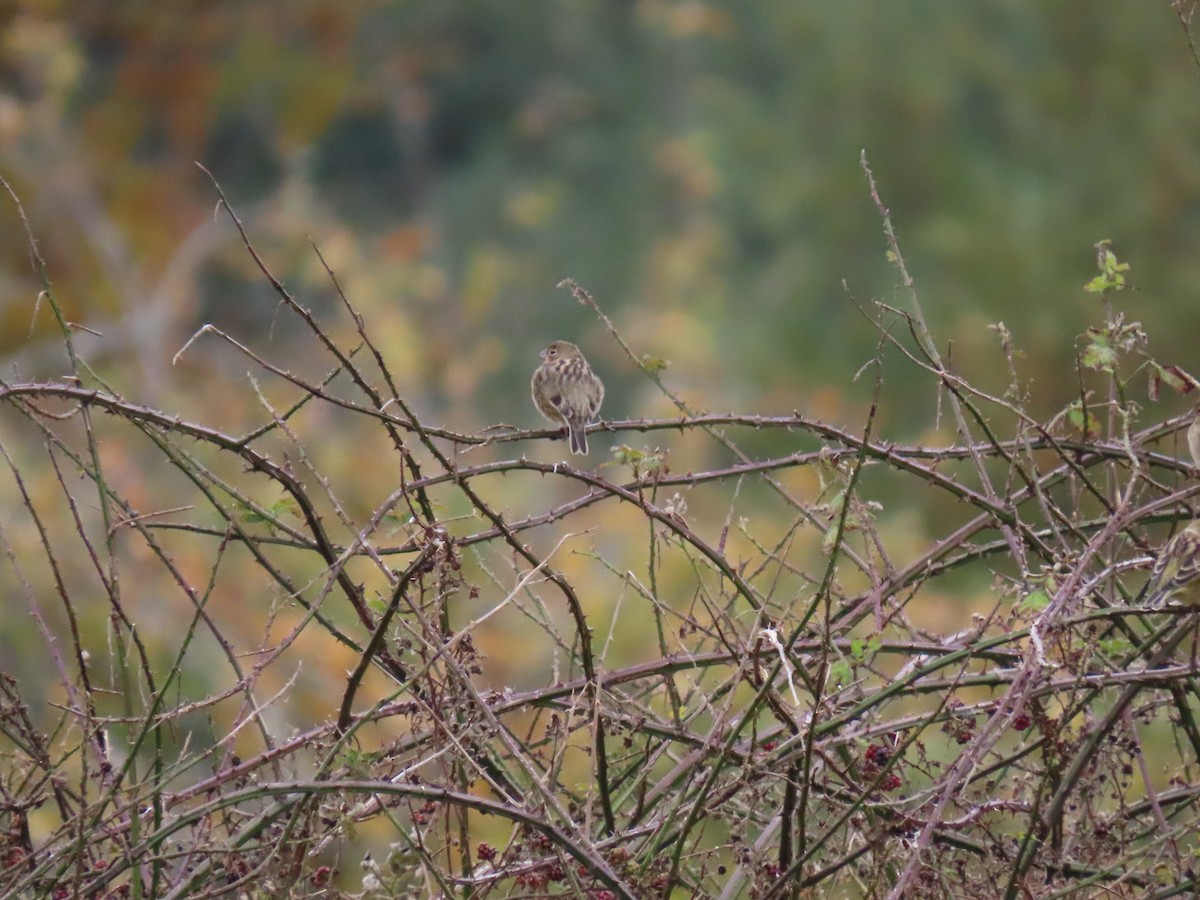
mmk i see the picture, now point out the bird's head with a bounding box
[540,340,582,361]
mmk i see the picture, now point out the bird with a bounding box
[1144,519,1200,609]
[530,340,604,455]
[1187,412,1200,470]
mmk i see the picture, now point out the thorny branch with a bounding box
[2,173,1200,899]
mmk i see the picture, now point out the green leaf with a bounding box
[828,659,852,687]
[1065,403,1100,438]
[1018,589,1050,613]
[1097,637,1133,657]
[1084,240,1131,294]
[1157,363,1200,395]
[612,445,646,465]
[612,444,668,478]
[1080,332,1116,371]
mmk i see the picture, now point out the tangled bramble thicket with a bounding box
[3,167,1200,899]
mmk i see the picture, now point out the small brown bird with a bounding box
[1145,519,1200,608]
[531,340,604,455]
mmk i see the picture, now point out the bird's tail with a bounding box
[568,422,588,455]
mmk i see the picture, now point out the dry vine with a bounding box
[1,163,1200,900]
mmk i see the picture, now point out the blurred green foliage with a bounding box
[2,2,1198,438]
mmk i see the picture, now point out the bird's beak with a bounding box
[538,349,547,360]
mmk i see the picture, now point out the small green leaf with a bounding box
[1157,363,1200,395]
[612,445,646,465]
[821,524,841,554]
[1084,240,1131,294]
[612,444,668,478]
[828,660,852,687]
[1096,637,1133,656]
[848,635,882,661]
[1080,332,1116,371]
[266,497,298,518]
[1018,589,1050,613]
[383,511,415,530]
[1065,402,1100,438]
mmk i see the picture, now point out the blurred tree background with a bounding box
[4,2,1200,892]
[3,1,1198,431]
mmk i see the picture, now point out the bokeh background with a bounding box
[4,2,1199,432]
[3,4,1200,888]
